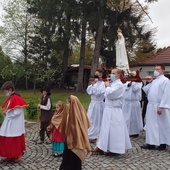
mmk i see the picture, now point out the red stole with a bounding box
[1,93,28,111]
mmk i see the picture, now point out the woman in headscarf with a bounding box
[59,95,91,170]
[47,101,67,157]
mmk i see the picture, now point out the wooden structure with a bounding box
[65,65,91,89]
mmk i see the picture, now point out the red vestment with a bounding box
[0,93,28,158]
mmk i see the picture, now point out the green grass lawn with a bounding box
[0,89,90,109]
[0,89,90,123]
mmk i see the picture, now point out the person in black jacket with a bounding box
[142,87,148,127]
[141,76,152,127]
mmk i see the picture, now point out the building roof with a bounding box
[67,65,91,71]
[138,46,170,66]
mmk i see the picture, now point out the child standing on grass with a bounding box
[47,101,67,157]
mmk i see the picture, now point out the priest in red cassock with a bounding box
[0,81,28,162]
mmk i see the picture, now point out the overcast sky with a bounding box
[0,0,170,48]
[140,0,170,48]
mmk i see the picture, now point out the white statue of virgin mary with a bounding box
[115,28,130,73]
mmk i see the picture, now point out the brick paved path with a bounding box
[0,122,170,170]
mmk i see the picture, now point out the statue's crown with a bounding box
[117,28,122,33]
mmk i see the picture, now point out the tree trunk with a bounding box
[24,13,29,90]
[76,13,87,92]
[60,15,71,88]
[33,80,36,95]
[60,38,70,88]
[90,17,104,77]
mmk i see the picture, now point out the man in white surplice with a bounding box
[141,64,170,150]
[87,69,105,142]
[92,68,132,154]
[122,80,143,137]
[116,28,130,73]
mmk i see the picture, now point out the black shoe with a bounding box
[130,134,139,138]
[105,152,120,156]
[157,144,166,151]
[89,139,97,143]
[141,144,155,150]
[91,147,104,155]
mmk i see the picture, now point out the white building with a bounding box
[130,46,170,80]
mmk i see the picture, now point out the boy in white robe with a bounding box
[141,64,170,150]
[87,69,105,142]
[92,68,132,154]
[122,80,143,137]
[0,81,28,162]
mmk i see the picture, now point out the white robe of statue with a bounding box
[116,32,130,73]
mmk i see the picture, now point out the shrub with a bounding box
[26,100,39,120]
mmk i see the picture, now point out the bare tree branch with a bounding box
[136,0,153,23]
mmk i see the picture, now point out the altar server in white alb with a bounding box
[122,71,143,138]
[141,64,170,150]
[0,81,28,162]
[86,69,105,143]
[92,68,132,154]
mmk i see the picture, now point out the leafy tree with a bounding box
[0,46,13,84]
[76,4,87,92]
[27,0,81,88]
[132,41,156,64]
[88,0,157,73]
[0,46,12,71]
[0,59,25,86]
[0,46,28,87]
[71,42,94,65]
[0,0,36,89]
[88,0,105,77]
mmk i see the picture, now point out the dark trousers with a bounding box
[142,97,148,127]
[59,144,81,170]
[39,121,50,141]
